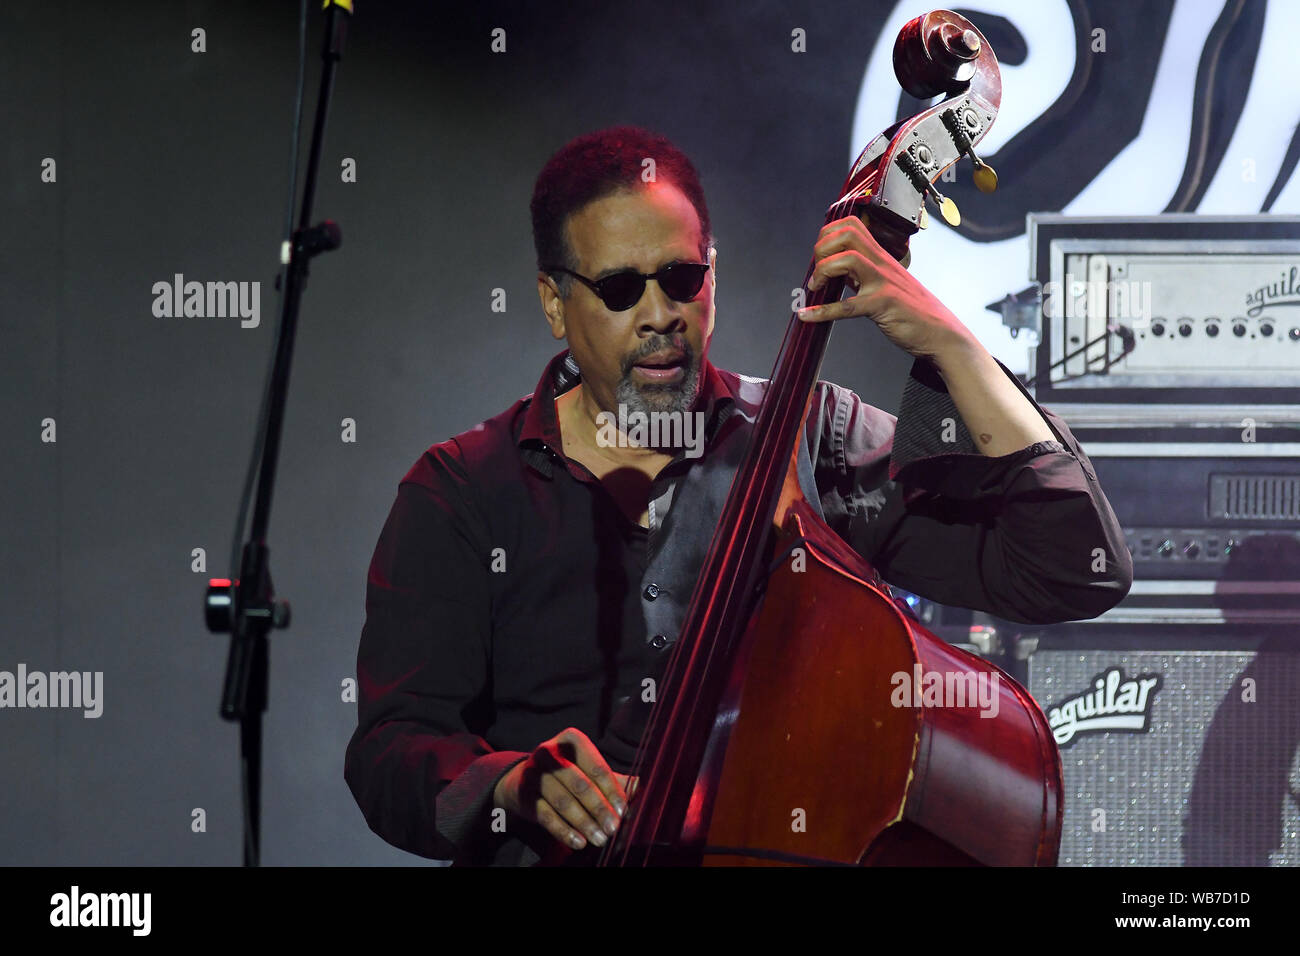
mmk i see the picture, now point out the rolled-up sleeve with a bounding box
[344,444,528,862]
[813,356,1133,625]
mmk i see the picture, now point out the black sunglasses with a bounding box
[547,261,711,312]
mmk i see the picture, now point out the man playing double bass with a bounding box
[344,126,1132,866]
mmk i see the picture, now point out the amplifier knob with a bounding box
[1261,323,1274,337]
[1182,540,1200,558]
[1151,321,1165,337]
[1233,322,1247,337]
[1290,326,1300,341]
[1206,323,1220,337]
[1157,539,1174,556]
[1178,322,1193,337]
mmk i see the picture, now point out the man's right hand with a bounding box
[492,727,638,850]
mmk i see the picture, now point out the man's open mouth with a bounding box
[632,351,687,382]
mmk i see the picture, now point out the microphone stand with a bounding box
[204,0,352,867]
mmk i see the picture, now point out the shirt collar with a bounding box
[518,348,739,478]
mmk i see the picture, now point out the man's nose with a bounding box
[636,279,686,335]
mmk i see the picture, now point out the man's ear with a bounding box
[537,272,566,340]
[705,244,718,338]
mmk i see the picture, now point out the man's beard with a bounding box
[615,336,702,419]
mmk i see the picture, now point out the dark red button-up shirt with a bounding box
[344,349,1132,865]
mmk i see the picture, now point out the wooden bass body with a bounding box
[692,499,1063,866]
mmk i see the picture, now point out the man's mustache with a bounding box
[621,336,695,378]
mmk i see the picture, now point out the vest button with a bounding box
[643,583,661,600]
[650,634,669,649]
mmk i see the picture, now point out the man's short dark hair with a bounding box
[531,125,713,297]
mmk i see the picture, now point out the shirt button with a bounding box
[650,634,669,649]
[643,583,661,600]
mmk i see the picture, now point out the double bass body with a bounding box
[696,500,1064,866]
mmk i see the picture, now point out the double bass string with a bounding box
[602,187,866,865]
[600,186,866,866]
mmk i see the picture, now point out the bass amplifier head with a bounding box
[1026,214,1300,405]
[1024,629,1300,866]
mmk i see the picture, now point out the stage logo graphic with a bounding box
[1046,666,1161,747]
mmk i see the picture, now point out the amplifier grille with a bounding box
[1211,474,1300,521]
[1029,650,1300,866]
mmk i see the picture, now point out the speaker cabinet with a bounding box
[1024,627,1300,866]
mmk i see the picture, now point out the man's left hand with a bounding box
[796,215,974,363]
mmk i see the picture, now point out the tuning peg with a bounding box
[921,180,961,226]
[937,194,961,227]
[969,151,998,193]
[940,106,999,193]
[896,148,962,228]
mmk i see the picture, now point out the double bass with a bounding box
[599,9,1063,867]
